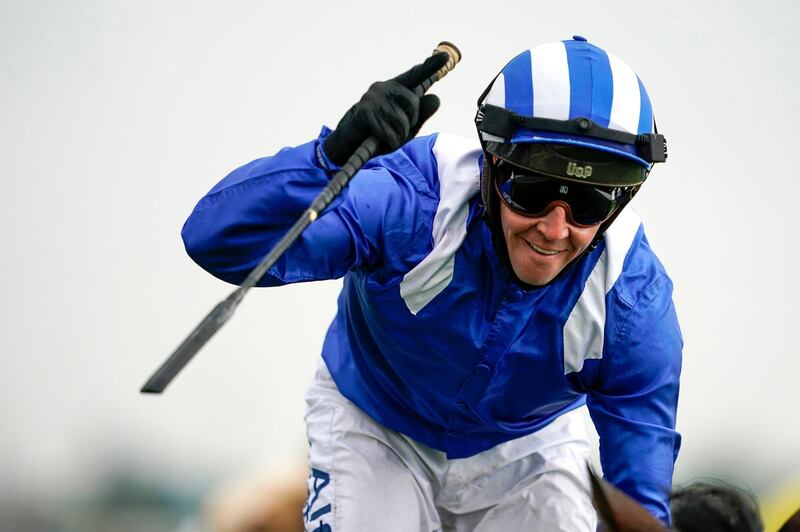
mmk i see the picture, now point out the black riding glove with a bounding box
[322,52,449,166]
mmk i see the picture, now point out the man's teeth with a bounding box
[528,242,560,255]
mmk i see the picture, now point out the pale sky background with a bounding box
[1,0,798,509]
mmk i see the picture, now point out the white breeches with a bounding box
[303,361,597,532]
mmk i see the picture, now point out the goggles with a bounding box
[493,159,630,227]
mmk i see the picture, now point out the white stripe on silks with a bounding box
[607,52,642,134]
[484,72,506,107]
[531,42,571,121]
[603,207,641,289]
[562,208,642,374]
[481,73,507,143]
[400,134,481,315]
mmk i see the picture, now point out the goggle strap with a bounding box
[476,104,667,163]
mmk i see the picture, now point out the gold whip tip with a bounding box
[436,41,462,63]
[433,41,461,79]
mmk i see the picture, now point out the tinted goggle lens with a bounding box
[495,163,624,226]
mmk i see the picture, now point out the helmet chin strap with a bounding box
[479,155,638,290]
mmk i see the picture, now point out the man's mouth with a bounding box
[524,240,562,256]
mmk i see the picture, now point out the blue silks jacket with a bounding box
[182,129,683,524]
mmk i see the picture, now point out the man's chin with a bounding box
[512,266,559,286]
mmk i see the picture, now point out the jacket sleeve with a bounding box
[579,273,683,525]
[181,127,438,286]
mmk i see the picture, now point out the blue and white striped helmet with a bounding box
[477,36,666,175]
[477,37,668,282]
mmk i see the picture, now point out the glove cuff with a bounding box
[317,126,344,172]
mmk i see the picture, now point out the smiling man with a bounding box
[490,148,635,286]
[497,172,603,285]
[182,37,682,531]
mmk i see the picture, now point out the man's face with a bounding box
[499,199,600,286]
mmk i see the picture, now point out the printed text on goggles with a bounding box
[494,161,630,227]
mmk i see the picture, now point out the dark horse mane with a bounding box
[588,464,799,532]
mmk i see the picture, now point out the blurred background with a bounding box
[1,0,798,530]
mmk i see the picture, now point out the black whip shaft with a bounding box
[141,42,461,394]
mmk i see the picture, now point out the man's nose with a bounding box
[535,203,570,241]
